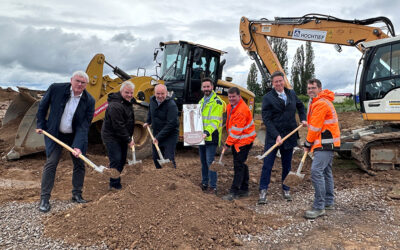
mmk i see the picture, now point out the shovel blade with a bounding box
[283,172,305,187]
[209,161,224,172]
[157,159,174,168]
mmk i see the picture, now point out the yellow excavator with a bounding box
[3,41,258,160]
[239,14,400,172]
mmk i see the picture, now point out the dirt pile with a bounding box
[43,165,281,249]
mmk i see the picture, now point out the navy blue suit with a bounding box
[36,82,95,199]
[259,88,306,191]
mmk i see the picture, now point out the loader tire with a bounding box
[132,104,152,160]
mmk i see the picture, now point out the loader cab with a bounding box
[359,37,400,120]
[159,41,223,109]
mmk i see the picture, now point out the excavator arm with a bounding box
[239,14,394,88]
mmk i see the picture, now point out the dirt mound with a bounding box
[44,165,281,249]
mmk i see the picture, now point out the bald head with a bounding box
[155,84,168,103]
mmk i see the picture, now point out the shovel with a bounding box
[128,138,142,166]
[41,130,108,174]
[146,126,174,168]
[209,147,226,172]
[283,151,307,187]
[255,124,303,160]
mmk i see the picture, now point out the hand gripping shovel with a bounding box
[283,151,307,187]
[255,124,303,160]
[41,130,108,173]
[146,126,174,168]
[209,147,226,172]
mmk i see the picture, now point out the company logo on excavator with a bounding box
[292,28,327,42]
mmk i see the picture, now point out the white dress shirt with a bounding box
[59,89,82,133]
[276,90,287,105]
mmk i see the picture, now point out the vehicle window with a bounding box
[365,42,400,100]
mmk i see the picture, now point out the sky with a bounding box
[0,0,399,93]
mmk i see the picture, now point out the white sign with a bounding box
[292,28,327,42]
[183,104,204,146]
[261,25,271,33]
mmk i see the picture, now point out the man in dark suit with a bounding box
[36,71,95,213]
[258,71,307,205]
[143,84,179,169]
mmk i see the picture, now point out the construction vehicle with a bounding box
[3,41,258,160]
[239,14,400,172]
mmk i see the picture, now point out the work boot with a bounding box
[222,193,239,201]
[71,194,87,203]
[39,198,51,213]
[282,190,292,201]
[258,189,267,205]
[304,208,325,219]
[200,183,208,192]
[207,187,217,195]
[109,177,122,190]
[325,204,335,210]
[238,190,249,198]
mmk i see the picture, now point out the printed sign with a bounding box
[292,28,327,42]
[183,104,204,146]
[387,100,400,111]
[94,102,108,117]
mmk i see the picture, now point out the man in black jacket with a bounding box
[36,71,95,213]
[101,81,135,190]
[143,84,179,168]
[258,71,307,204]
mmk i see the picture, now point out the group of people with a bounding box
[35,70,340,220]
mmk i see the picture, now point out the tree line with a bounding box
[247,38,315,100]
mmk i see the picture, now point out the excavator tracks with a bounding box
[352,131,400,174]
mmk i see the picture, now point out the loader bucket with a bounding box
[2,88,45,160]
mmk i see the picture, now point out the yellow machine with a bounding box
[239,14,400,172]
[3,41,258,160]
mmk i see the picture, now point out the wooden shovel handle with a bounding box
[218,147,226,162]
[260,124,303,159]
[131,136,135,152]
[146,126,161,152]
[41,130,96,169]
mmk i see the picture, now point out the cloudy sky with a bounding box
[0,0,399,93]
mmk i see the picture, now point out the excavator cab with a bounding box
[158,41,223,109]
[359,36,400,121]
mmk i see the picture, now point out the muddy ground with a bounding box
[0,88,399,249]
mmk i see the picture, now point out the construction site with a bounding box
[1,11,400,249]
[1,86,400,249]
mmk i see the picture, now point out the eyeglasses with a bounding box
[307,87,318,90]
[74,79,88,85]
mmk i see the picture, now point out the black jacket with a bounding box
[262,88,306,149]
[101,92,135,144]
[146,96,179,146]
[37,82,95,156]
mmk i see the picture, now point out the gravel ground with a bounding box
[2,187,398,249]
[241,186,400,248]
[0,201,107,249]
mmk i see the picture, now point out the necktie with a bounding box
[280,93,287,105]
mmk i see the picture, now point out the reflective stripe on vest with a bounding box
[229,130,256,139]
[309,124,322,132]
[229,120,254,133]
[314,137,340,145]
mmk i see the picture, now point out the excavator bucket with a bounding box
[2,87,45,160]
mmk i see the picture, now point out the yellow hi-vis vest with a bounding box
[199,91,225,146]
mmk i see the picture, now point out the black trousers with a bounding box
[40,133,85,200]
[152,143,176,169]
[230,143,253,194]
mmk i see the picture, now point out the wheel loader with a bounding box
[2,40,260,160]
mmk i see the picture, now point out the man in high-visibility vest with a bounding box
[222,87,256,201]
[303,78,341,219]
[198,77,225,195]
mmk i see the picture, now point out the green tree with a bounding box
[291,41,315,95]
[247,63,262,101]
[268,37,289,74]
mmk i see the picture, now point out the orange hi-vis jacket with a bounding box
[304,89,341,152]
[225,98,256,152]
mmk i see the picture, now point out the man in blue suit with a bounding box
[36,71,95,213]
[258,71,307,205]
